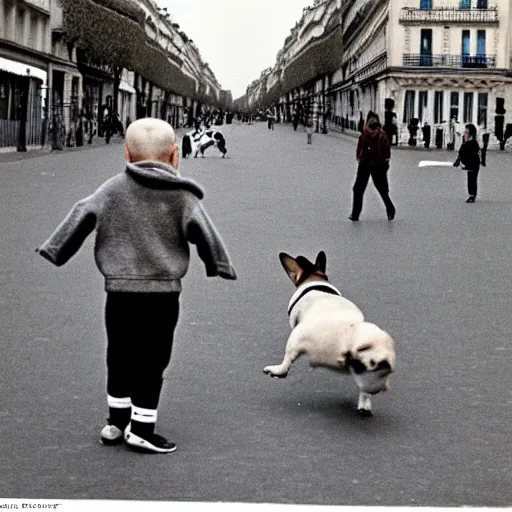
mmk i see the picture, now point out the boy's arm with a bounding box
[37,198,97,266]
[185,202,237,280]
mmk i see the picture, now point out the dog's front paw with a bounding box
[263,366,288,379]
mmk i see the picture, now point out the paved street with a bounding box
[1,122,511,507]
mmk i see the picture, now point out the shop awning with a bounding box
[0,57,47,82]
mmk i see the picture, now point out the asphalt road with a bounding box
[0,122,511,507]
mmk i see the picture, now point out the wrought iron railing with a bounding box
[402,53,496,68]
[399,7,499,23]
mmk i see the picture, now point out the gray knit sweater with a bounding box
[37,161,237,292]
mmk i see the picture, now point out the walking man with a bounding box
[349,111,396,221]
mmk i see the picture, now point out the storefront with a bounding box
[0,57,47,150]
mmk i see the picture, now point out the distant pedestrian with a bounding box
[306,121,313,144]
[266,108,274,130]
[113,112,124,137]
[453,123,482,203]
[86,113,96,145]
[292,109,299,131]
[37,118,237,454]
[349,111,396,221]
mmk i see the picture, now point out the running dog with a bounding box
[263,251,396,416]
[181,128,228,159]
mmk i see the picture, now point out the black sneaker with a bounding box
[466,196,476,203]
[349,215,359,221]
[125,430,177,454]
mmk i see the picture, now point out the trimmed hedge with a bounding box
[90,0,145,26]
[281,24,343,93]
[58,0,202,99]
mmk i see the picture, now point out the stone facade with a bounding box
[243,0,512,148]
[1,0,229,151]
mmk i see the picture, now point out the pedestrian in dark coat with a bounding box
[349,111,396,221]
[453,123,481,203]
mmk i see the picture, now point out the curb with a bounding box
[0,128,192,164]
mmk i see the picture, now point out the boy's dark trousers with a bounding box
[351,162,395,218]
[467,170,479,197]
[105,292,180,434]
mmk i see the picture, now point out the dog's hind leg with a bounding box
[357,392,372,416]
[263,330,304,378]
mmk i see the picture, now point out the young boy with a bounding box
[37,118,237,454]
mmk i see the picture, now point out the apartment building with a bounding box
[1,0,228,150]
[336,0,512,146]
[243,0,343,132]
[391,0,512,145]
[246,0,512,147]
[0,0,52,150]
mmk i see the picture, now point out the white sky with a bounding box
[159,0,311,99]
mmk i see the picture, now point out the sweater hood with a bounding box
[125,161,204,198]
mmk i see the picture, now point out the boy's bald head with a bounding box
[125,118,178,167]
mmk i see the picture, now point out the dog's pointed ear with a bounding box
[315,251,327,274]
[279,252,303,284]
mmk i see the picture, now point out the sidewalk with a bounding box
[284,121,512,152]
[0,126,192,163]
[0,133,126,163]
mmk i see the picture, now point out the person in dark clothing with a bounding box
[453,123,482,203]
[349,112,396,221]
[292,109,299,131]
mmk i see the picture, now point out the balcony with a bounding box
[402,53,496,68]
[399,7,499,24]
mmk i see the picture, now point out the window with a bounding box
[0,80,9,120]
[461,30,470,66]
[476,30,486,65]
[420,0,432,8]
[403,90,416,123]
[463,92,474,123]
[434,91,444,124]
[477,0,488,8]
[478,93,488,128]
[27,13,37,48]
[460,0,471,8]
[418,91,428,122]
[15,7,25,43]
[420,29,433,66]
[450,92,460,121]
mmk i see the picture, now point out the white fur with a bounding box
[264,281,396,415]
[191,129,227,158]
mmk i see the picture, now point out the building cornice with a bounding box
[0,38,52,70]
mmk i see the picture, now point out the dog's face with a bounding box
[348,333,396,394]
[279,251,327,286]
